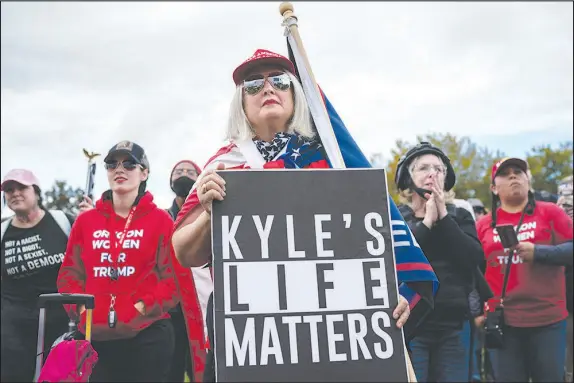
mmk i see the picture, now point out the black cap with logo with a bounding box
[104,140,150,171]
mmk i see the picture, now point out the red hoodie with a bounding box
[57,191,178,341]
[476,201,573,327]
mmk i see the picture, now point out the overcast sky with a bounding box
[1,1,572,213]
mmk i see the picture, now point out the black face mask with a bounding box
[172,177,195,198]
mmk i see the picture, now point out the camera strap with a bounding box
[499,203,530,306]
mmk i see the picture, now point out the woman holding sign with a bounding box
[172,49,413,382]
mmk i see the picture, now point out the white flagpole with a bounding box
[279,3,346,169]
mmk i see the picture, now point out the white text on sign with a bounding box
[221,213,386,260]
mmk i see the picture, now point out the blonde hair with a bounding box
[225,71,315,142]
[398,155,456,206]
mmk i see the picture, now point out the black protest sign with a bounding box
[211,169,409,382]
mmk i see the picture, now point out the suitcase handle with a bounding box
[37,293,96,309]
[34,294,96,382]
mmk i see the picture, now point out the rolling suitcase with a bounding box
[34,293,99,382]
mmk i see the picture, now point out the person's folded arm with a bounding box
[534,241,573,266]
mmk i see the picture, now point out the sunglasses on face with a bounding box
[243,72,291,96]
[104,160,140,171]
[3,184,29,194]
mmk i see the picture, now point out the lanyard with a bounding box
[108,206,137,329]
[499,204,529,307]
[109,206,137,281]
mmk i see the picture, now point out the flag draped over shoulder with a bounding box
[285,32,438,339]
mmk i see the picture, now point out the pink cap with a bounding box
[1,169,41,191]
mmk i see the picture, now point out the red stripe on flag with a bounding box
[396,262,434,272]
[204,143,236,167]
[409,294,421,309]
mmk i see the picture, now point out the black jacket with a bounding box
[167,199,180,221]
[534,241,573,313]
[399,203,485,330]
[166,199,182,317]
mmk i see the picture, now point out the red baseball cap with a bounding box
[1,169,41,191]
[491,157,528,183]
[232,49,296,86]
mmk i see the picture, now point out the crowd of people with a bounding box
[1,48,572,383]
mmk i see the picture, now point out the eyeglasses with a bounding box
[2,183,29,193]
[243,72,291,96]
[104,160,140,171]
[412,163,446,175]
[173,169,198,178]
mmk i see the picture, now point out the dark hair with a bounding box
[473,206,486,215]
[134,180,147,206]
[102,180,148,207]
[490,190,535,228]
[32,185,46,210]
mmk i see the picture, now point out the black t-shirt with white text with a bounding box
[1,212,73,305]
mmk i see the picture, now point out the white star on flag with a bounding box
[291,148,301,160]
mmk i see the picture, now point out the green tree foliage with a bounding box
[526,141,573,193]
[43,180,84,216]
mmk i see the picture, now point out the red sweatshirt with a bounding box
[476,201,573,327]
[57,191,178,341]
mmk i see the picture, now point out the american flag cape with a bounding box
[284,33,439,339]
